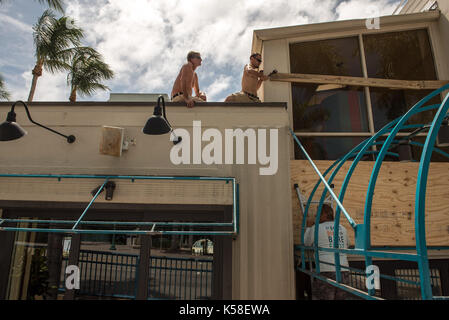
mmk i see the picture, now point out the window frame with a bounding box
[286,21,442,160]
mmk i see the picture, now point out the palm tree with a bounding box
[0,73,11,100]
[0,0,64,13]
[28,10,83,102]
[67,47,114,102]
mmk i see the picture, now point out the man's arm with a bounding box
[304,226,314,246]
[193,73,200,97]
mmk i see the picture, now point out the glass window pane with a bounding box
[290,37,363,77]
[370,88,441,132]
[294,136,368,160]
[292,83,369,132]
[363,29,437,80]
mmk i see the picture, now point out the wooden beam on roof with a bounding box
[270,72,449,90]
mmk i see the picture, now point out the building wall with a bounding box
[0,102,295,300]
[428,2,449,83]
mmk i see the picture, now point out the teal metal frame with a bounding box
[293,84,449,300]
[0,175,239,237]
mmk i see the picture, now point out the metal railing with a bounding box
[148,255,213,300]
[0,175,239,237]
[60,250,139,299]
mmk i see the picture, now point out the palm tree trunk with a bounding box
[69,86,77,102]
[28,61,43,102]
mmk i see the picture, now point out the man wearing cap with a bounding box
[171,51,207,108]
[225,53,269,103]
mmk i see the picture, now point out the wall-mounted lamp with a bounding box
[436,118,449,147]
[142,95,181,145]
[90,181,116,201]
[0,100,75,143]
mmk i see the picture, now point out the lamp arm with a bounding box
[12,101,76,143]
[158,96,171,127]
[157,95,181,144]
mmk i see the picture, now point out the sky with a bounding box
[0,0,401,102]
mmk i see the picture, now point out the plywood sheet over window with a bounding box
[291,160,449,246]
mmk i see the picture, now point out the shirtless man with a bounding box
[225,53,269,103]
[171,51,207,108]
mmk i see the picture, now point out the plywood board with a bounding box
[291,160,449,246]
[0,178,233,206]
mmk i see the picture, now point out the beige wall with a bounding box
[0,102,295,300]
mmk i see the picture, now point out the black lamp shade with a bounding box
[0,121,27,141]
[437,124,449,147]
[142,115,171,135]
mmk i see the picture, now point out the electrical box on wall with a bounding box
[99,126,125,157]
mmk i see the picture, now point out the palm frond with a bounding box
[37,0,64,13]
[33,10,84,73]
[67,46,114,99]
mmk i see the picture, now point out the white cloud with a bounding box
[13,71,70,101]
[2,0,402,101]
[0,13,32,33]
[336,0,400,21]
[63,0,343,99]
[205,75,233,102]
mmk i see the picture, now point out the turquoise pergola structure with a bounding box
[0,175,239,236]
[293,84,449,300]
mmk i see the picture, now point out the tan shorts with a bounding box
[171,95,205,103]
[224,91,261,103]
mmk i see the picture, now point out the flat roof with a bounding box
[0,101,288,109]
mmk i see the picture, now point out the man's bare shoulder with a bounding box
[245,64,257,71]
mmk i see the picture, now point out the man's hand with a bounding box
[185,97,195,108]
[198,91,207,101]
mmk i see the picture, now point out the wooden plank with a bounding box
[291,160,449,247]
[271,72,449,90]
[0,178,233,205]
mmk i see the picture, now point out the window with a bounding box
[363,30,437,81]
[290,29,444,161]
[292,84,369,133]
[290,36,363,77]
